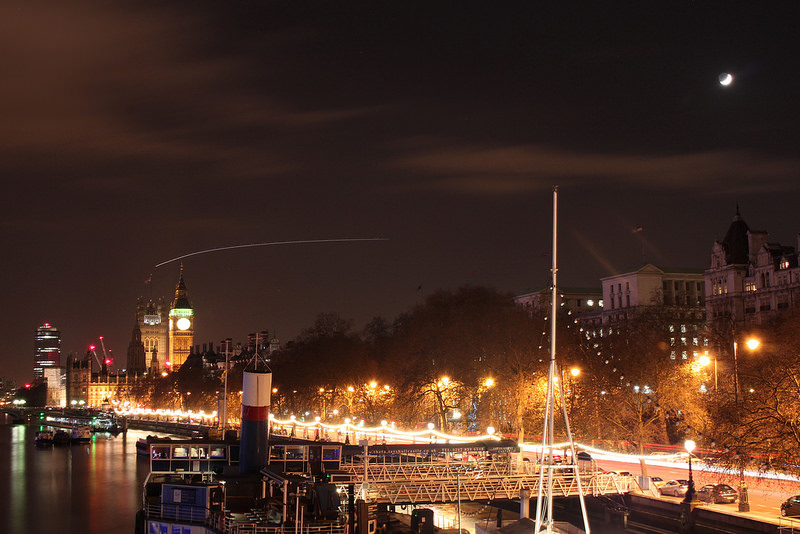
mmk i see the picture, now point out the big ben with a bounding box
[168,264,194,370]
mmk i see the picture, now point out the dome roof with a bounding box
[721,211,750,265]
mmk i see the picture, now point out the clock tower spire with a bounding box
[168,264,194,370]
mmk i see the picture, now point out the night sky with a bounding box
[3,2,800,384]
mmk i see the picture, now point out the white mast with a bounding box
[534,186,591,533]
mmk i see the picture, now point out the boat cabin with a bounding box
[148,438,240,474]
[268,442,343,474]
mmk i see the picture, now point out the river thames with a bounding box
[0,416,152,534]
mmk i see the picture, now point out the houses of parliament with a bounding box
[60,266,197,407]
[52,265,278,408]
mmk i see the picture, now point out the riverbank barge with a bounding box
[136,435,350,534]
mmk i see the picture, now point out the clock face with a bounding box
[176,317,191,331]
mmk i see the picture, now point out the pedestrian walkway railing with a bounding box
[332,458,638,504]
[779,516,800,533]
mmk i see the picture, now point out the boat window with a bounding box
[286,446,305,460]
[270,445,285,460]
[210,447,226,459]
[152,446,170,459]
[173,447,189,459]
[322,447,341,461]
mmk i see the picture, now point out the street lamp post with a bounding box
[732,336,759,512]
[738,457,750,512]
[732,339,741,406]
[682,440,697,504]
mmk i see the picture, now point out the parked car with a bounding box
[696,483,738,504]
[650,476,666,489]
[659,479,690,497]
[781,495,800,517]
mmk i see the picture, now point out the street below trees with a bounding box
[593,456,800,522]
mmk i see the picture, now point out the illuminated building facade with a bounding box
[137,297,169,373]
[705,210,800,330]
[44,367,66,407]
[591,265,706,360]
[66,350,91,406]
[600,264,705,323]
[34,322,61,380]
[66,349,137,408]
[168,265,194,370]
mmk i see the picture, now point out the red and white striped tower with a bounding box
[239,369,271,474]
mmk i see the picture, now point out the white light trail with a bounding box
[269,415,499,443]
[155,238,389,268]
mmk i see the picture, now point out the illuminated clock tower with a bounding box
[168,264,194,370]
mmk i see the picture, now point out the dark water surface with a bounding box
[0,417,153,534]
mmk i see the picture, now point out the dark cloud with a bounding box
[1,1,800,384]
[393,144,800,194]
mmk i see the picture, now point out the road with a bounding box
[593,455,800,522]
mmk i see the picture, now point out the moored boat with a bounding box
[35,430,54,446]
[137,435,349,534]
[91,416,121,434]
[71,425,92,443]
[53,429,71,445]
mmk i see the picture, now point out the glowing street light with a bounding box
[682,439,697,504]
[733,336,760,406]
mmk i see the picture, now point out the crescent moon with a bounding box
[719,73,733,86]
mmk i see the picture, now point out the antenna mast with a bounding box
[246,331,271,372]
[534,186,591,533]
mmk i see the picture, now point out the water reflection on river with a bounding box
[0,415,154,534]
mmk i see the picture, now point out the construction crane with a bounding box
[88,336,114,374]
[88,344,103,371]
[99,336,113,373]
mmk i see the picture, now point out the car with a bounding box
[607,471,633,477]
[650,476,666,489]
[696,483,738,504]
[781,495,800,517]
[659,479,690,497]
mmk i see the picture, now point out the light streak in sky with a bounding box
[155,238,388,268]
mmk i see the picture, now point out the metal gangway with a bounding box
[331,457,639,504]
